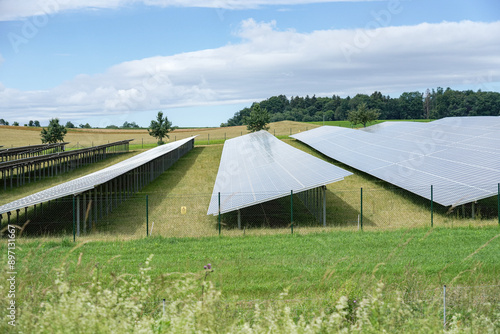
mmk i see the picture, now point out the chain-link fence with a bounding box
[3,183,499,239]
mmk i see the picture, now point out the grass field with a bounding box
[1,122,499,332]
[0,120,318,148]
[11,227,500,300]
[3,227,499,332]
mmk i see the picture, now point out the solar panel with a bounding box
[0,136,196,214]
[207,130,352,215]
[291,117,500,207]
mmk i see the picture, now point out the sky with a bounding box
[0,0,499,128]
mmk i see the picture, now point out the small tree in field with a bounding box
[40,118,67,143]
[245,103,270,132]
[347,103,380,128]
[148,111,172,145]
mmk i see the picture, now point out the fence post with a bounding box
[497,183,499,226]
[72,195,76,242]
[443,285,446,329]
[360,187,363,230]
[218,192,221,235]
[291,190,294,234]
[431,185,434,228]
[146,195,149,237]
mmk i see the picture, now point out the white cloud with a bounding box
[0,0,375,21]
[1,19,499,124]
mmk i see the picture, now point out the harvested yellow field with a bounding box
[0,121,319,148]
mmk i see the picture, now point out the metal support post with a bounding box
[83,193,86,234]
[237,210,241,230]
[443,285,447,329]
[73,196,76,241]
[291,190,294,234]
[146,195,149,237]
[218,192,221,235]
[76,195,80,237]
[323,186,326,227]
[431,185,434,227]
[360,187,363,230]
[94,187,97,229]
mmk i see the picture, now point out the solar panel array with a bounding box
[207,130,352,215]
[291,117,500,207]
[0,136,196,214]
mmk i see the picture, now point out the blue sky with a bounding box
[0,0,499,127]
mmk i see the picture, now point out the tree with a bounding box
[40,118,67,143]
[65,121,75,128]
[398,91,424,119]
[34,120,41,127]
[12,122,19,126]
[0,119,8,125]
[79,123,91,129]
[28,120,34,127]
[148,111,172,145]
[245,103,270,132]
[106,125,119,129]
[347,103,381,127]
[122,121,140,129]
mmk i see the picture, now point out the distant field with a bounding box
[0,121,319,148]
[0,120,436,147]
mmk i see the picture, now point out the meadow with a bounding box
[0,120,318,148]
[2,227,499,332]
[1,121,499,332]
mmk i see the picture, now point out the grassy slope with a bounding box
[0,121,318,148]
[10,227,500,304]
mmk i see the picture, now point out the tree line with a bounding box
[221,87,500,126]
[0,119,41,127]
[38,112,173,145]
[0,120,146,129]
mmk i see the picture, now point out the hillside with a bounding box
[0,121,317,148]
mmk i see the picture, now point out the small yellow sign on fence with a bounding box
[181,206,187,215]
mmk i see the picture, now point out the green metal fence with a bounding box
[2,183,499,240]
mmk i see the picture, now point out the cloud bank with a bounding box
[0,19,499,122]
[0,0,373,21]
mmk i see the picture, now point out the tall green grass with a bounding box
[3,227,499,332]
